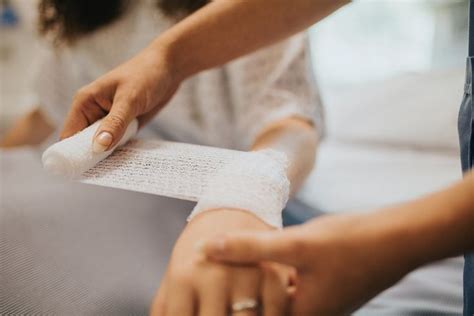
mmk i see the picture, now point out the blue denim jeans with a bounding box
[459,57,474,316]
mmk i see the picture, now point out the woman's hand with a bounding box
[201,173,474,315]
[200,211,422,316]
[60,42,181,153]
[202,172,474,315]
[150,209,292,316]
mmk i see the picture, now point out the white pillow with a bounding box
[322,68,465,152]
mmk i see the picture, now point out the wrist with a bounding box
[189,149,290,228]
[172,209,270,264]
[190,207,276,230]
[146,36,187,86]
[149,32,193,83]
[374,176,474,271]
[189,208,274,230]
[178,209,273,255]
[349,211,421,279]
[371,208,431,273]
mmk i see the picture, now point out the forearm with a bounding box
[372,171,474,272]
[153,0,349,80]
[251,118,318,195]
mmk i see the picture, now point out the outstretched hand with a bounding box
[201,211,418,316]
[150,209,294,316]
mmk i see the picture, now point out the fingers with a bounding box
[60,81,139,153]
[201,229,305,267]
[156,263,289,316]
[149,284,166,315]
[92,90,138,152]
[149,272,169,316]
[60,81,114,140]
[197,275,228,316]
[60,92,107,140]
[261,264,290,316]
[164,280,196,316]
[150,271,195,316]
[229,266,261,316]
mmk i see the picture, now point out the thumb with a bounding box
[92,95,137,153]
[199,229,304,267]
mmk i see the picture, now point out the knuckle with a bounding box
[203,264,230,280]
[193,262,232,288]
[174,273,194,287]
[262,265,280,282]
[106,114,128,131]
[80,98,99,113]
[231,236,255,254]
[171,269,195,287]
[126,88,140,102]
[122,85,145,112]
[73,87,91,101]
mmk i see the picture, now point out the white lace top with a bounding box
[34,0,323,150]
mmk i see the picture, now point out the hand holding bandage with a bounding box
[43,120,139,179]
[42,120,290,228]
[60,44,181,154]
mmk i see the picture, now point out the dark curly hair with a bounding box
[38,0,209,45]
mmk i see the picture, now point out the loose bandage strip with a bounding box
[42,120,289,228]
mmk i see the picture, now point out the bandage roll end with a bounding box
[42,119,138,179]
[42,151,76,179]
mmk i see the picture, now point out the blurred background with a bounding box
[0,0,470,314]
[0,0,469,131]
[311,0,468,87]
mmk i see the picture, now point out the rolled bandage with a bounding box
[42,121,290,227]
[42,120,139,179]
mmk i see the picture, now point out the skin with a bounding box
[1,112,318,315]
[47,2,346,308]
[58,0,348,151]
[2,1,328,310]
[201,171,474,315]
[150,209,290,316]
[150,117,318,316]
[5,0,473,313]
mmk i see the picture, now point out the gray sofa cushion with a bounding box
[1,149,192,315]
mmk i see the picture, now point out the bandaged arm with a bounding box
[42,121,294,228]
[42,37,319,229]
[189,37,320,225]
[252,118,318,196]
[188,117,317,227]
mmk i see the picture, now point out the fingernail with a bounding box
[92,131,113,153]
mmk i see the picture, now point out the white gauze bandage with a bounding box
[42,120,290,228]
[42,120,139,179]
